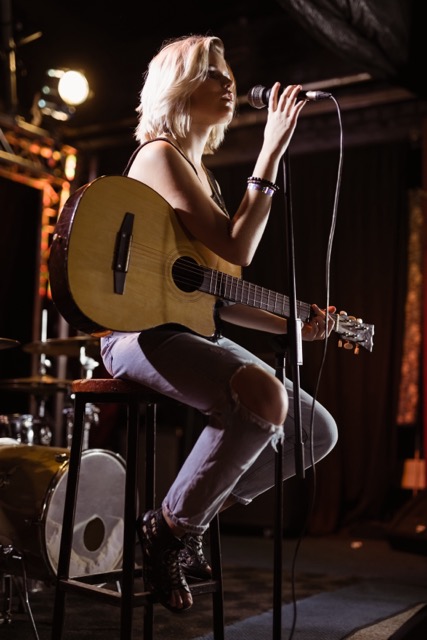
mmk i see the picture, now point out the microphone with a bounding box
[247,84,332,109]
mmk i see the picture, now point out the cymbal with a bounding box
[23,336,100,358]
[0,375,72,394]
[0,338,20,351]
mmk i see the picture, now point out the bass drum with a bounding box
[0,443,126,581]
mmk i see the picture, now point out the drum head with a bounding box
[45,449,126,576]
[0,437,19,445]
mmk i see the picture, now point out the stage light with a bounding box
[34,68,90,123]
[57,70,90,106]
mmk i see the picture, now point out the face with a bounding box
[189,50,235,127]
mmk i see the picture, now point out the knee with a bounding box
[230,364,288,426]
[314,404,339,456]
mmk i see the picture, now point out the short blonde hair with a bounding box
[135,35,236,154]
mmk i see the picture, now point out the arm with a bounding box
[128,84,306,267]
[218,303,336,341]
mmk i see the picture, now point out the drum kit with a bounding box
[0,334,126,638]
[0,334,100,446]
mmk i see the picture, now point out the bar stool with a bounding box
[50,378,224,640]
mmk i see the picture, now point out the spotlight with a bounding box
[34,68,91,123]
[57,70,90,106]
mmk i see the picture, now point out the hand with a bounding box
[263,83,307,156]
[302,304,336,342]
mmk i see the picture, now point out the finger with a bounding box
[312,304,336,319]
[314,319,324,334]
[268,81,282,107]
[289,84,303,100]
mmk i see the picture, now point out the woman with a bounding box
[100,34,338,613]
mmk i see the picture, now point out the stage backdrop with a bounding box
[0,175,43,414]
[210,140,417,534]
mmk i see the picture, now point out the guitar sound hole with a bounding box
[172,256,204,293]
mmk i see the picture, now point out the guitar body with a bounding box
[48,175,241,335]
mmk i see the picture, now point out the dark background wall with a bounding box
[0,176,42,414]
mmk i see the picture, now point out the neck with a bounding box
[175,129,210,168]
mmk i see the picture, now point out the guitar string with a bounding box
[116,234,303,316]
[127,237,297,316]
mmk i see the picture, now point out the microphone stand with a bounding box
[273,150,305,640]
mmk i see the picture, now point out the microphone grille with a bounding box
[247,85,267,109]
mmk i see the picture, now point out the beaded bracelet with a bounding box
[247,182,276,197]
[247,176,280,191]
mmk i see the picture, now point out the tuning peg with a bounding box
[338,339,354,350]
[337,340,360,353]
[339,310,347,317]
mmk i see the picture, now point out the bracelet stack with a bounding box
[247,176,280,197]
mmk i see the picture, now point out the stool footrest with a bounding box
[187,579,223,596]
[57,574,223,606]
[58,578,151,607]
[65,568,143,584]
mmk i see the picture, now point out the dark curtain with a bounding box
[0,176,42,414]
[213,139,411,532]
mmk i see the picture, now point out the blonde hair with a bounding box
[135,35,236,154]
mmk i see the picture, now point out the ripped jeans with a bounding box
[101,327,338,535]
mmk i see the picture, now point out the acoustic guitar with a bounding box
[48,175,374,352]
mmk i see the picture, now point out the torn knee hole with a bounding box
[230,364,288,425]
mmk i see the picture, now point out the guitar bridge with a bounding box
[112,212,134,294]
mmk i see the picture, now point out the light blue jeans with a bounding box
[101,327,338,534]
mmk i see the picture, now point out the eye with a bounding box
[207,68,231,83]
[207,68,221,80]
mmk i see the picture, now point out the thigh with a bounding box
[102,329,272,415]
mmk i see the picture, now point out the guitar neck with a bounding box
[199,265,375,354]
[201,267,312,322]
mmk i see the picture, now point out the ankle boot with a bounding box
[179,533,212,580]
[136,508,192,613]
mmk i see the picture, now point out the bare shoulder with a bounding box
[127,139,198,208]
[128,139,189,180]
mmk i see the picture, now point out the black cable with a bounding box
[285,96,343,640]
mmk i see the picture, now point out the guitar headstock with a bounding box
[333,311,375,353]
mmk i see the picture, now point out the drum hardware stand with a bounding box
[34,398,53,446]
[30,307,51,420]
[79,345,99,380]
[65,346,101,450]
[64,347,101,450]
[64,402,100,450]
[29,329,54,446]
[0,545,40,640]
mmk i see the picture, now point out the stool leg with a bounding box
[142,401,157,640]
[144,402,157,510]
[50,394,86,640]
[210,515,225,640]
[120,396,141,640]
